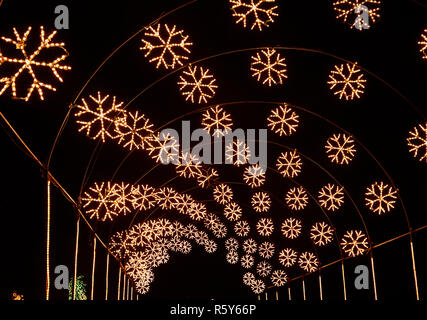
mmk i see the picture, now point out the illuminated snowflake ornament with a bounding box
[175,152,203,178]
[310,222,334,246]
[178,65,218,103]
[318,183,344,211]
[213,184,234,205]
[225,139,251,166]
[278,248,298,267]
[108,231,133,260]
[325,133,356,165]
[258,241,275,259]
[285,187,308,211]
[226,250,239,264]
[243,272,256,286]
[276,150,302,178]
[281,217,302,239]
[114,111,154,150]
[202,106,233,137]
[155,187,180,210]
[328,63,366,100]
[271,270,287,287]
[140,24,192,69]
[229,0,278,31]
[256,218,274,236]
[251,48,287,86]
[298,252,319,273]
[241,254,255,269]
[251,279,266,294]
[419,29,427,60]
[146,132,180,164]
[267,103,299,136]
[365,181,397,215]
[243,238,258,254]
[243,164,266,188]
[257,261,272,277]
[341,230,369,257]
[333,0,381,30]
[224,202,243,221]
[130,184,157,211]
[407,122,427,163]
[0,26,71,101]
[75,92,124,142]
[234,220,250,237]
[251,192,271,212]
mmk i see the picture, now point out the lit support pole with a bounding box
[105,253,110,300]
[117,268,121,300]
[122,273,126,300]
[288,285,291,301]
[341,261,347,301]
[72,217,80,300]
[91,236,97,300]
[265,292,268,300]
[131,287,133,300]
[46,179,51,300]
[318,272,323,301]
[126,278,130,300]
[275,290,278,301]
[410,238,420,300]
[369,252,378,300]
[302,278,306,301]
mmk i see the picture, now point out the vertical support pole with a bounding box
[117,268,121,301]
[288,285,291,300]
[275,290,278,301]
[265,292,268,300]
[302,278,306,301]
[105,253,110,300]
[90,236,97,300]
[46,179,51,300]
[341,261,347,301]
[131,287,133,300]
[122,273,126,300]
[126,278,130,300]
[72,217,80,300]
[369,252,378,300]
[318,272,323,301]
[410,239,420,300]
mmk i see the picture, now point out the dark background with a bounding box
[0,0,426,302]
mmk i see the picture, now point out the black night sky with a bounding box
[0,0,426,304]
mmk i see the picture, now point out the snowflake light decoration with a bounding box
[243,164,266,188]
[318,183,344,211]
[197,167,219,188]
[243,238,258,254]
[243,272,256,286]
[256,217,274,236]
[201,105,233,137]
[333,0,381,30]
[187,202,208,221]
[175,152,203,178]
[251,192,271,212]
[267,104,299,136]
[146,132,180,164]
[114,111,154,150]
[419,29,427,60]
[140,24,192,69]
[278,248,297,267]
[325,133,356,165]
[108,231,133,260]
[328,63,366,100]
[250,48,287,86]
[75,92,124,142]
[276,150,302,178]
[225,139,251,166]
[130,184,157,211]
[271,270,287,287]
[407,122,427,163]
[177,65,218,103]
[234,220,251,237]
[224,202,243,221]
[226,250,239,264]
[365,181,397,215]
[225,237,239,251]
[285,187,308,211]
[241,254,255,269]
[298,252,319,273]
[213,183,234,205]
[310,222,334,246]
[205,240,218,253]
[110,183,132,216]
[229,0,278,31]
[258,241,275,259]
[155,187,180,210]
[175,194,195,215]
[251,279,266,294]
[340,230,369,257]
[257,261,272,277]
[281,217,302,239]
[0,26,71,101]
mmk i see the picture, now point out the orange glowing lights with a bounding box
[201,105,233,137]
[325,133,356,165]
[298,252,319,273]
[250,48,287,86]
[243,164,266,188]
[281,217,302,239]
[267,104,299,136]
[407,122,427,163]
[310,222,334,246]
[278,248,297,267]
[285,187,308,211]
[256,217,274,236]
[276,150,302,178]
[213,184,234,205]
[114,111,154,150]
[251,191,271,212]
[178,65,218,103]
[271,270,287,287]
[332,0,381,30]
[224,202,243,221]
[225,139,251,166]
[318,183,344,211]
[229,0,278,31]
[419,29,427,60]
[0,26,71,101]
[365,181,397,215]
[328,63,366,100]
[340,230,369,257]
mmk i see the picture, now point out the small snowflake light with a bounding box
[318,183,344,211]
[175,194,195,215]
[178,65,218,103]
[243,272,256,286]
[310,222,334,246]
[333,0,381,30]
[281,217,302,239]
[225,139,251,166]
[257,261,272,277]
[285,187,308,211]
[234,220,251,237]
[108,230,133,260]
[276,150,303,178]
[75,92,124,142]
[114,111,154,150]
[202,105,233,137]
[241,254,255,269]
[256,217,274,236]
[407,122,427,163]
[251,191,271,212]
[243,238,258,254]
[229,0,278,31]
[298,252,319,273]
[205,240,218,253]
[271,270,287,287]
[243,164,266,188]
[225,237,240,251]
[251,48,287,86]
[341,230,369,257]
[226,250,239,264]
[328,63,366,100]
[140,24,192,69]
[213,184,234,205]
[419,29,427,60]
[0,26,71,101]
[278,248,298,267]
[155,187,180,210]
[365,181,397,215]
[146,132,180,164]
[175,152,203,178]
[258,241,275,259]
[267,103,299,136]
[197,167,219,188]
[224,202,243,221]
[325,133,356,165]
[187,202,208,221]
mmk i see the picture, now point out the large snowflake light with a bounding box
[365,181,397,215]
[229,0,278,31]
[250,48,287,86]
[298,252,319,273]
[325,133,356,165]
[256,217,274,236]
[278,248,297,267]
[281,217,302,239]
[0,26,71,101]
[213,183,234,205]
[251,191,271,212]
[225,139,251,166]
[114,111,154,150]
[310,222,334,246]
[318,183,344,211]
[276,150,303,178]
[201,105,233,137]
[177,65,218,103]
[340,230,369,257]
[140,24,192,69]
[267,104,299,136]
[285,187,308,211]
[407,122,427,163]
[327,63,366,100]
